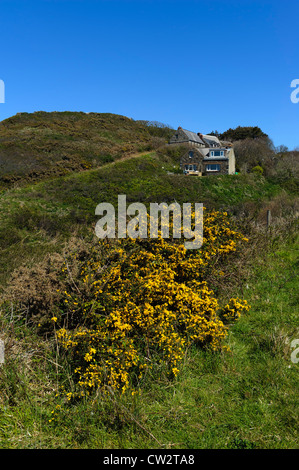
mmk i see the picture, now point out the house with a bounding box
[169,127,235,175]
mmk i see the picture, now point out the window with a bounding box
[185,164,197,171]
[210,150,224,157]
[189,151,193,158]
[206,164,220,172]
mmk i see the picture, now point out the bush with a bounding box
[51,209,250,397]
[252,165,263,175]
[3,237,88,329]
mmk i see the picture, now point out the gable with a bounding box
[180,148,205,165]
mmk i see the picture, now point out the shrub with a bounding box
[252,165,263,175]
[52,209,250,397]
[3,237,88,329]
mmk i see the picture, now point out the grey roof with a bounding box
[180,130,221,147]
[197,148,228,158]
[220,140,233,147]
[181,129,205,144]
[197,148,210,157]
[202,134,221,146]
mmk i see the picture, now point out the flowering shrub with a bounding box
[54,209,250,396]
[220,298,250,323]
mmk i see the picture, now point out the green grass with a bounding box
[0,111,169,188]
[0,151,288,287]
[0,147,298,448]
[0,230,297,448]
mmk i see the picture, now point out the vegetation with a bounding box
[209,126,268,141]
[222,125,268,141]
[0,150,293,288]
[0,112,172,188]
[49,210,249,399]
[0,112,298,449]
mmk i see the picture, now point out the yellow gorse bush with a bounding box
[55,208,250,396]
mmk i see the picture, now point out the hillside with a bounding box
[0,113,298,450]
[1,149,297,289]
[0,112,172,187]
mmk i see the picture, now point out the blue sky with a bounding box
[0,0,298,149]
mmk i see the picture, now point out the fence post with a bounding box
[267,210,271,229]
[0,339,4,365]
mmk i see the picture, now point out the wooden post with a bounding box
[267,210,271,229]
[0,340,4,365]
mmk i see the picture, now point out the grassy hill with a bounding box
[0,150,293,288]
[0,111,172,188]
[0,113,298,449]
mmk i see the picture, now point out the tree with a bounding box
[233,137,275,175]
[275,144,289,154]
[219,126,268,142]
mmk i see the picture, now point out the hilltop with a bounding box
[0,111,173,187]
[0,111,297,192]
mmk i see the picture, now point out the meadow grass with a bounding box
[0,151,298,448]
[0,152,289,287]
[0,214,297,449]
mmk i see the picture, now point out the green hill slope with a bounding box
[0,114,298,450]
[0,111,170,187]
[0,150,290,288]
[0,152,297,448]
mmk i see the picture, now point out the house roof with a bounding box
[197,148,209,157]
[174,128,226,148]
[180,129,205,145]
[179,129,221,147]
[202,134,221,146]
[220,140,233,147]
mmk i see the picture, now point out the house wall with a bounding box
[180,149,204,172]
[180,149,230,175]
[203,160,229,175]
[228,148,236,175]
[169,128,190,145]
[177,133,236,176]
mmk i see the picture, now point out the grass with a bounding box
[0,228,297,448]
[0,111,172,188]
[0,140,298,448]
[0,150,290,288]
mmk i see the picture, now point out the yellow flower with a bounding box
[54,208,250,396]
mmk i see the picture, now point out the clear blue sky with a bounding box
[0,0,298,149]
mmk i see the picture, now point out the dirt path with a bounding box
[97,150,155,170]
